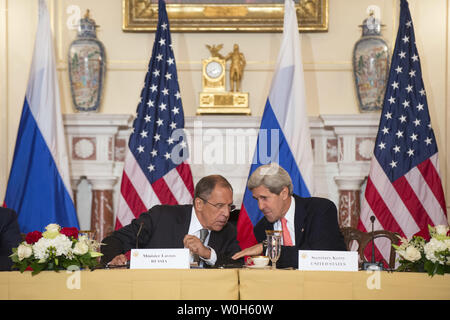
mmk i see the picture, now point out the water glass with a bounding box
[265,230,281,270]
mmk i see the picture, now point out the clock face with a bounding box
[205,61,223,79]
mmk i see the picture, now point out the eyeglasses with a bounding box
[198,197,236,211]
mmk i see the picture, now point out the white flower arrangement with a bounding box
[10,223,103,275]
[393,225,449,276]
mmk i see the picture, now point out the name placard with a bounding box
[298,250,358,272]
[130,248,190,269]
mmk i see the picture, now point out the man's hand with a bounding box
[108,254,128,266]
[183,234,211,259]
[231,243,263,260]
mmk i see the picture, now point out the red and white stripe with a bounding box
[115,148,194,229]
[359,153,447,265]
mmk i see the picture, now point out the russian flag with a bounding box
[236,0,314,249]
[3,0,79,233]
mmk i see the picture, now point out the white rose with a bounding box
[73,241,89,255]
[45,224,61,233]
[17,244,33,261]
[435,225,449,236]
[403,246,422,262]
[43,223,61,239]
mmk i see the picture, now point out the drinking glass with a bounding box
[265,230,282,270]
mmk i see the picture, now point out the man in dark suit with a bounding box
[101,175,243,268]
[232,164,346,268]
[0,207,22,271]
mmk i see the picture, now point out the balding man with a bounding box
[102,175,243,268]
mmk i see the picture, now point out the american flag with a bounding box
[359,0,448,265]
[115,0,194,229]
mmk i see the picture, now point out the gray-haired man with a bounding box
[232,164,346,268]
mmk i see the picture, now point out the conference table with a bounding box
[0,268,449,300]
[238,268,450,300]
[0,268,239,300]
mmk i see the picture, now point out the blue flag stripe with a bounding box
[242,98,310,225]
[5,99,78,233]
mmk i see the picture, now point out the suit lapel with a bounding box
[259,218,274,242]
[209,230,219,249]
[293,195,307,247]
[264,219,274,231]
[173,205,192,246]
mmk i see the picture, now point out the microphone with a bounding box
[370,216,376,264]
[105,222,147,270]
[106,222,145,270]
[362,215,384,271]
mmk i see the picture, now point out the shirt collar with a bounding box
[283,196,296,223]
[188,207,204,235]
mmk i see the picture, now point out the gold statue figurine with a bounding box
[197,43,250,115]
[225,44,246,92]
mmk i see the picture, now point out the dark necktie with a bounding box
[199,228,209,243]
[193,228,209,264]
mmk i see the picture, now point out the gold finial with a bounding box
[84,9,90,19]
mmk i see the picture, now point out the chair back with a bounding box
[340,227,400,269]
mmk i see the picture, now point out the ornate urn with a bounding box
[68,10,106,112]
[352,13,389,112]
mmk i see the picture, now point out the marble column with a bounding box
[320,114,378,229]
[89,178,117,242]
[71,178,81,214]
[334,176,365,228]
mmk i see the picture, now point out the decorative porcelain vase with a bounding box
[68,10,106,112]
[352,13,389,112]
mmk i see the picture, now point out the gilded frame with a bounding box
[123,0,328,32]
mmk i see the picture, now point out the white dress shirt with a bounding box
[273,196,296,246]
[187,207,217,266]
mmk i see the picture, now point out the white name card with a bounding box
[130,248,190,269]
[298,250,358,272]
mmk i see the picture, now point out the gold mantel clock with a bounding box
[197,45,250,115]
[203,58,225,92]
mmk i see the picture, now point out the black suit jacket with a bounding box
[254,195,346,269]
[101,205,242,267]
[0,208,22,271]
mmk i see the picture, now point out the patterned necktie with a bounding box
[281,217,293,246]
[193,229,209,263]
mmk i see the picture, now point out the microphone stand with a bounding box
[362,216,384,271]
[104,222,145,270]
